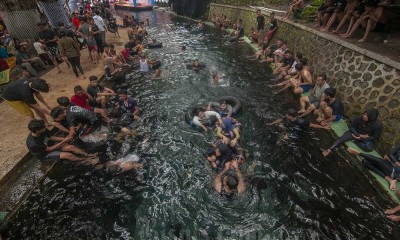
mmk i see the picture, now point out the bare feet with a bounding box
[390,179,397,190]
[84,157,99,165]
[340,33,347,38]
[322,149,331,157]
[331,30,338,34]
[347,147,360,155]
[357,38,367,42]
[313,23,320,28]
[272,90,280,95]
[385,208,397,215]
[387,215,400,222]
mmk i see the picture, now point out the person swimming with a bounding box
[214,159,246,197]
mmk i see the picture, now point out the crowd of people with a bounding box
[0,2,164,173]
[211,8,400,218]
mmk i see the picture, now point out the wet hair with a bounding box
[89,76,98,81]
[295,63,303,71]
[212,74,218,79]
[58,30,66,37]
[324,87,336,98]
[181,46,186,50]
[286,108,298,118]
[50,106,65,120]
[74,85,83,92]
[226,174,238,189]
[117,89,128,95]
[196,108,205,116]
[57,96,70,107]
[299,58,308,65]
[28,119,46,133]
[31,78,49,93]
[318,73,327,81]
[205,147,216,157]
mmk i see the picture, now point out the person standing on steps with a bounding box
[37,22,63,73]
[93,10,107,46]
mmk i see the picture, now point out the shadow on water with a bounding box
[4,11,400,239]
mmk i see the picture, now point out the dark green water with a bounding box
[4,11,400,239]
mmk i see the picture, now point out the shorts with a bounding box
[300,85,312,93]
[309,96,321,108]
[88,45,97,51]
[46,46,61,58]
[42,151,61,160]
[334,115,343,122]
[3,99,34,117]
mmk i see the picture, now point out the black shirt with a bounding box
[125,41,137,50]
[87,84,104,99]
[66,105,98,126]
[256,15,265,31]
[285,118,311,130]
[282,56,295,67]
[2,78,37,104]
[269,19,278,30]
[26,129,51,159]
[39,29,58,48]
[328,98,345,117]
[91,24,102,41]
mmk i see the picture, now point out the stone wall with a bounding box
[213,0,290,6]
[209,4,400,153]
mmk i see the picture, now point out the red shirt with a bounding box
[71,93,92,110]
[120,49,129,59]
[72,17,80,30]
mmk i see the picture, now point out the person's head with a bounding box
[57,96,71,108]
[219,100,227,110]
[37,22,46,31]
[300,58,308,66]
[152,38,157,43]
[89,75,99,86]
[316,74,327,87]
[282,41,288,48]
[108,44,114,50]
[181,45,186,51]
[276,39,282,47]
[140,54,146,60]
[224,174,239,190]
[30,78,50,93]
[58,30,66,38]
[50,106,67,122]
[295,52,303,61]
[324,88,336,100]
[294,63,303,72]
[129,37,135,43]
[58,22,65,28]
[270,12,275,19]
[285,108,298,122]
[205,147,216,161]
[118,88,128,100]
[88,17,94,24]
[319,100,328,110]
[154,69,161,77]
[256,9,261,15]
[284,50,292,59]
[193,60,199,66]
[94,10,100,15]
[196,108,205,118]
[73,85,84,96]
[363,108,379,122]
[212,74,219,82]
[34,38,40,42]
[28,119,47,134]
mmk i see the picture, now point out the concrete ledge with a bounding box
[210,3,400,70]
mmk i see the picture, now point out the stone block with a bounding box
[372,78,385,88]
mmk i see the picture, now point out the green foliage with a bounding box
[311,0,324,6]
[301,5,318,22]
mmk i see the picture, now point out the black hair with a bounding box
[219,100,226,105]
[89,76,98,81]
[30,78,49,93]
[15,45,22,51]
[226,174,238,189]
[296,52,303,59]
[196,108,205,116]
[324,88,336,98]
[36,22,46,27]
[74,85,83,92]
[295,63,303,71]
[299,58,308,65]
[50,106,65,120]
[28,119,46,133]
[205,147,216,158]
[117,89,128,95]
[286,108,298,118]
[181,46,186,50]
[282,40,288,45]
[284,50,291,55]
[58,22,65,27]
[108,44,114,48]
[318,73,327,81]
[57,96,70,107]
[58,30,66,37]
[34,38,40,42]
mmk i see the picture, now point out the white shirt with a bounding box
[140,59,149,72]
[192,111,221,127]
[93,15,105,31]
[33,42,46,54]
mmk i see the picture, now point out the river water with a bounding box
[4,11,400,240]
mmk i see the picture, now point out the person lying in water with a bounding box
[347,146,400,191]
[385,205,400,222]
[26,119,98,164]
[206,140,246,171]
[192,108,222,132]
[214,159,246,196]
[211,73,225,85]
[267,108,330,139]
[191,60,205,71]
[97,153,143,172]
[109,108,138,142]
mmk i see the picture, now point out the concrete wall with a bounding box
[209,3,400,153]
